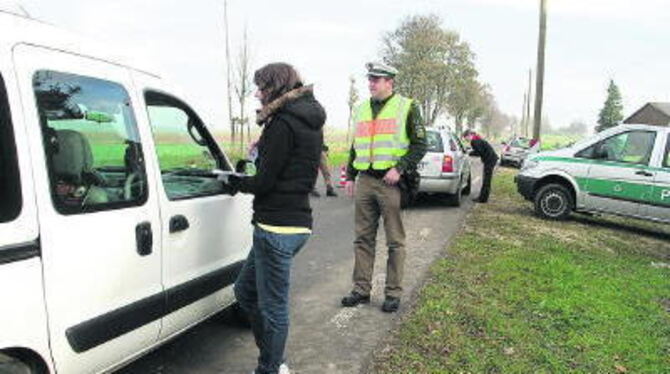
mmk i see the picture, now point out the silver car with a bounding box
[417,128,472,206]
[500,136,538,167]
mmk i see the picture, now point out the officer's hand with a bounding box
[383,168,401,186]
[345,180,355,197]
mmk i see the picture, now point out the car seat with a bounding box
[49,129,109,206]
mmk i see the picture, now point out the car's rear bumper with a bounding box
[501,153,526,164]
[515,174,538,201]
[418,175,459,194]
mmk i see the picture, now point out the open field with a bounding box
[371,168,670,374]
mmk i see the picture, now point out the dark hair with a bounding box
[462,129,475,137]
[254,63,303,105]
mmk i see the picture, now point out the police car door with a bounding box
[14,45,163,373]
[581,130,657,217]
[644,131,670,222]
[132,73,253,340]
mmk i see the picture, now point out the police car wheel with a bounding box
[534,183,573,220]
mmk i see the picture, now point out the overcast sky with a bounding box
[17,0,670,134]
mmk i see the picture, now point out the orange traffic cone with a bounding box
[338,165,347,188]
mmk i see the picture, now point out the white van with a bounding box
[517,124,670,222]
[0,8,252,373]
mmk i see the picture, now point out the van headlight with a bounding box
[521,158,539,171]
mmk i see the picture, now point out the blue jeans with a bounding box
[234,225,310,374]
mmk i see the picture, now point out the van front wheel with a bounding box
[0,353,33,374]
[534,183,573,220]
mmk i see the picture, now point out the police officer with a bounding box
[310,144,338,197]
[462,129,498,203]
[341,62,427,313]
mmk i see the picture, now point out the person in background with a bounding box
[462,129,498,203]
[340,61,427,313]
[311,143,338,197]
[229,62,326,374]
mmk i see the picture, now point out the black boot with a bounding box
[326,185,338,197]
[341,291,370,307]
[310,189,321,197]
[381,296,400,313]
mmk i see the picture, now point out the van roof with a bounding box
[0,10,160,78]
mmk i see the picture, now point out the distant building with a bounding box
[624,102,670,126]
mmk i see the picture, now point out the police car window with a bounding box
[586,131,656,165]
[426,131,444,152]
[33,70,148,215]
[144,91,230,201]
[0,73,22,223]
[663,135,670,168]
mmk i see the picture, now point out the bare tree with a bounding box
[381,15,479,127]
[346,76,359,144]
[232,26,253,154]
[223,0,235,143]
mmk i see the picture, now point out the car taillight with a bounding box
[504,145,510,152]
[442,155,454,172]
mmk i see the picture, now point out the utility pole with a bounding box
[533,0,547,141]
[224,0,235,143]
[526,69,533,137]
[521,92,527,136]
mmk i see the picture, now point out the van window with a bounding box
[0,73,22,223]
[577,131,656,165]
[144,91,230,200]
[33,71,148,214]
[426,131,444,153]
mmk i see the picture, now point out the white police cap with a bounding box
[365,62,398,78]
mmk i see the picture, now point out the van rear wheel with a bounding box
[534,183,573,220]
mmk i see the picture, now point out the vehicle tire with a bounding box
[533,183,573,220]
[446,178,463,207]
[462,173,472,196]
[0,353,33,374]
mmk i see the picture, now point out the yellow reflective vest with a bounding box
[352,94,412,170]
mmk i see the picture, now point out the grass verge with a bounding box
[371,168,670,374]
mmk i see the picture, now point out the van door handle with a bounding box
[635,170,653,177]
[135,222,153,256]
[169,215,190,233]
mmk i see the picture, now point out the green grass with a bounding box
[541,134,583,150]
[372,168,670,374]
[90,143,216,170]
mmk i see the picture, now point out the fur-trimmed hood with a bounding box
[256,84,325,130]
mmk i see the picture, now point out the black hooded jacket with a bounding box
[236,90,326,228]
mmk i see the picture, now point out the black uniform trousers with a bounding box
[479,162,496,202]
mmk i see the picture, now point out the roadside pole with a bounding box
[533,0,547,141]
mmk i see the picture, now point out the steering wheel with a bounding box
[124,172,139,200]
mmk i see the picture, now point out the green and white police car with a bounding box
[516,124,670,222]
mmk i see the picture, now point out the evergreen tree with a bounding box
[596,80,623,132]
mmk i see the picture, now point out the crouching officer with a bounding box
[341,62,427,313]
[462,129,498,203]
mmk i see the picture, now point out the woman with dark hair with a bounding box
[230,62,326,374]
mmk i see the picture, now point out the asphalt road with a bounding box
[118,161,483,374]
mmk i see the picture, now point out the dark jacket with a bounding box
[470,137,498,166]
[236,86,326,228]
